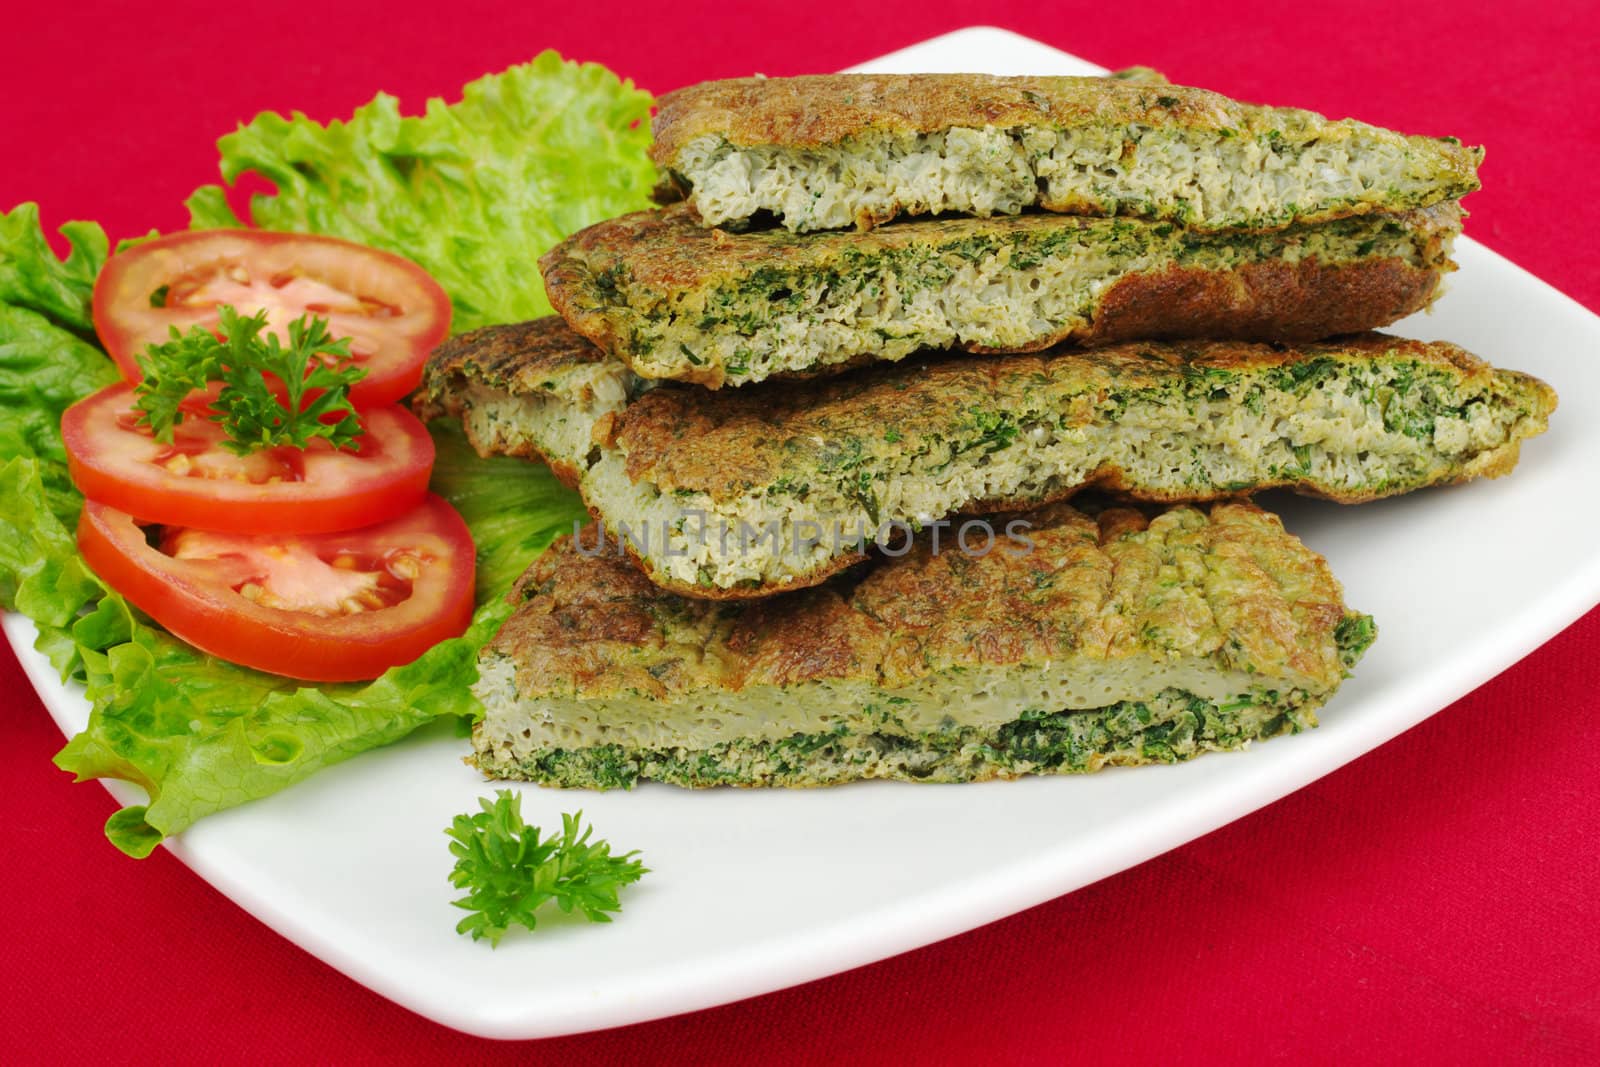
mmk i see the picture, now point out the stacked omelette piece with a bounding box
[420,72,1556,789]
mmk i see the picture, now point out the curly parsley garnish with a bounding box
[134,303,365,455]
[445,790,647,946]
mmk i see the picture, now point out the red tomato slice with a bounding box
[93,229,451,407]
[62,381,435,534]
[78,496,476,682]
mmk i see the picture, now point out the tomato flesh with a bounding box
[78,497,476,682]
[62,381,435,534]
[93,229,451,407]
[165,530,416,615]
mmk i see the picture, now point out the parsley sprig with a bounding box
[446,791,647,946]
[134,303,366,455]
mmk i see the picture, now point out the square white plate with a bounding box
[10,25,1600,1040]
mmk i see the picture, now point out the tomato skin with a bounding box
[93,229,451,407]
[62,382,435,534]
[78,497,476,683]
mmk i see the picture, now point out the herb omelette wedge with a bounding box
[419,322,1555,599]
[541,202,1460,387]
[649,73,1482,233]
[471,500,1375,788]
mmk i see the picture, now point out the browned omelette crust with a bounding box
[542,203,1458,387]
[1059,253,1440,354]
[492,500,1352,701]
[649,74,1481,223]
[605,333,1555,511]
[414,318,617,486]
[651,73,1474,161]
[418,318,613,406]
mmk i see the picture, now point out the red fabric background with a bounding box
[3,1,1597,1061]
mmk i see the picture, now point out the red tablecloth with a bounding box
[4,2,1597,1061]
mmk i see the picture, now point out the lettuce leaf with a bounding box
[0,202,108,337]
[186,51,656,333]
[0,458,105,658]
[7,424,579,856]
[0,303,119,528]
[2,121,592,853]
[0,205,122,529]
[426,421,585,598]
[4,453,491,857]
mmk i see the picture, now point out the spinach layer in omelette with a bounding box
[471,501,1375,788]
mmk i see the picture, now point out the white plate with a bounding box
[10,25,1600,1040]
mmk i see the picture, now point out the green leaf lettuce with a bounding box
[16,452,492,856]
[2,45,628,854]
[6,429,579,856]
[186,50,656,333]
[0,229,581,856]
[0,205,121,528]
[0,202,108,337]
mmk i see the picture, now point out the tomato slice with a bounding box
[78,496,476,682]
[62,382,435,534]
[93,229,451,407]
